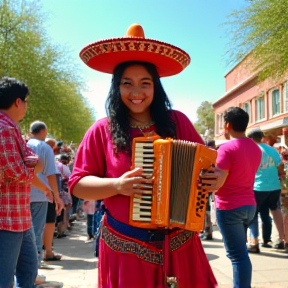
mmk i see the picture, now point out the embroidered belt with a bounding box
[106,211,166,242]
[101,213,194,265]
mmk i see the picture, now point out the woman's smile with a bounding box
[130,99,144,104]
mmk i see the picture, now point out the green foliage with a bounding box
[194,101,215,140]
[0,0,95,143]
[225,0,288,81]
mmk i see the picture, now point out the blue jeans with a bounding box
[30,202,48,265]
[216,205,256,288]
[0,228,38,288]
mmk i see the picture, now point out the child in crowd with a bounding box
[56,154,72,237]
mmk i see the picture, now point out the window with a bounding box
[283,81,288,113]
[242,102,251,122]
[220,113,224,130]
[256,96,265,121]
[271,89,280,116]
[216,113,224,134]
[216,114,221,134]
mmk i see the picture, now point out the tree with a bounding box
[194,101,215,141]
[225,0,288,81]
[0,0,95,143]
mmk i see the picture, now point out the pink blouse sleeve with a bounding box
[68,120,107,194]
[172,110,204,144]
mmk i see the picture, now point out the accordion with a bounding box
[129,136,217,232]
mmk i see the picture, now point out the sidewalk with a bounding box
[37,220,288,288]
[36,220,98,288]
[204,227,288,288]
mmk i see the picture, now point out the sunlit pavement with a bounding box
[36,220,97,288]
[204,225,288,288]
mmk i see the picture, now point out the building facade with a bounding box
[213,59,288,146]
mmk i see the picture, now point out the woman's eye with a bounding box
[121,81,131,86]
[142,82,151,86]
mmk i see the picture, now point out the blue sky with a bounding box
[41,0,248,122]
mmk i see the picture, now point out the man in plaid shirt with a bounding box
[0,77,51,288]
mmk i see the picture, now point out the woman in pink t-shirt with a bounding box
[203,107,261,288]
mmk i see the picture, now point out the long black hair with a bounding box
[105,61,176,153]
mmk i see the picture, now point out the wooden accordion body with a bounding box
[129,136,217,232]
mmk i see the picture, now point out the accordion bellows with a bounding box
[129,136,217,232]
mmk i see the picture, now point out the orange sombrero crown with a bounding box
[79,23,190,77]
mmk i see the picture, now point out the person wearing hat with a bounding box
[69,24,217,288]
[247,128,287,252]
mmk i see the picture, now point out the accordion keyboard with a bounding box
[132,141,154,222]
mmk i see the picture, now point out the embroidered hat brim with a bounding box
[79,24,190,77]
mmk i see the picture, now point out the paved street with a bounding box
[36,220,98,288]
[204,227,288,288]
[37,220,288,288]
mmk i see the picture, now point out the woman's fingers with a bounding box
[123,167,143,178]
[118,178,153,196]
[117,167,155,196]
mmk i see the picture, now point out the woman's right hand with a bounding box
[115,167,153,196]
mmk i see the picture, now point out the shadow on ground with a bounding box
[206,253,219,261]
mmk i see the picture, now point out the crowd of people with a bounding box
[31,127,104,284]
[0,75,106,287]
[1,22,288,288]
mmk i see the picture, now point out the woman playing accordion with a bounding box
[69,23,217,288]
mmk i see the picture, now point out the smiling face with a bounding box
[119,64,154,122]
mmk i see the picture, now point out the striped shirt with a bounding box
[0,112,36,231]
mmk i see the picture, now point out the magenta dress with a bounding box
[69,110,217,288]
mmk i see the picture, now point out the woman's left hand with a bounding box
[115,167,153,196]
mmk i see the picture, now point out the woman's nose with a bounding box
[131,88,141,97]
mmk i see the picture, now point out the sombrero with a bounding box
[79,23,190,77]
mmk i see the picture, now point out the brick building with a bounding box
[213,58,288,147]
